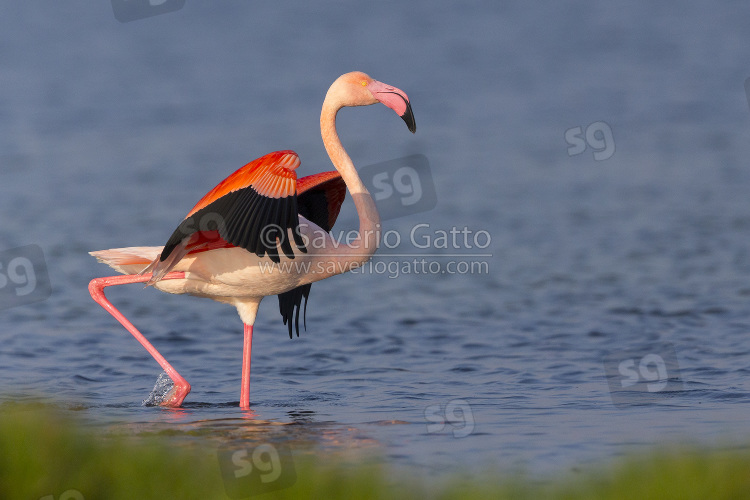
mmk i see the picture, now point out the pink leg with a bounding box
[88,272,191,407]
[240,323,253,408]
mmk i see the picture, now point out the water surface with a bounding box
[2,0,750,478]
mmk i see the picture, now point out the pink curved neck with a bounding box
[320,99,380,262]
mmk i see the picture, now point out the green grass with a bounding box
[1,402,749,500]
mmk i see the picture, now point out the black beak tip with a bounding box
[401,101,416,133]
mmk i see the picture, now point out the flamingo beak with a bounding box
[367,80,416,133]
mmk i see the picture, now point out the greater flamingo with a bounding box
[88,71,416,408]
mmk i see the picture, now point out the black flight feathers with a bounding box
[159,178,345,339]
[160,185,305,264]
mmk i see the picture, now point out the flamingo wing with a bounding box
[144,150,305,282]
[296,171,347,231]
[278,171,346,338]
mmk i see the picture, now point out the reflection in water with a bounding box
[95,404,383,465]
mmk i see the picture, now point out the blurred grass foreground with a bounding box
[1,403,749,500]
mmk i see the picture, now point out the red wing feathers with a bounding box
[187,150,299,217]
[144,151,305,283]
[143,152,348,286]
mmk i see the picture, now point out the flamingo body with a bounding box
[92,160,347,327]
[89,71,415,407]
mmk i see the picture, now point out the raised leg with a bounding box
[240,323,253,408]
[88,272,191,407]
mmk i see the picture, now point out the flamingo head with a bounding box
[330,71,416,133]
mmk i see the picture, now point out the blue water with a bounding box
[2,0,750,480]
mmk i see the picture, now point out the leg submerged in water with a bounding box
[88,272,191,407]
[240,323,253,408]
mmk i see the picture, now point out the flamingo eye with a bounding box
[361,80,368,86]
